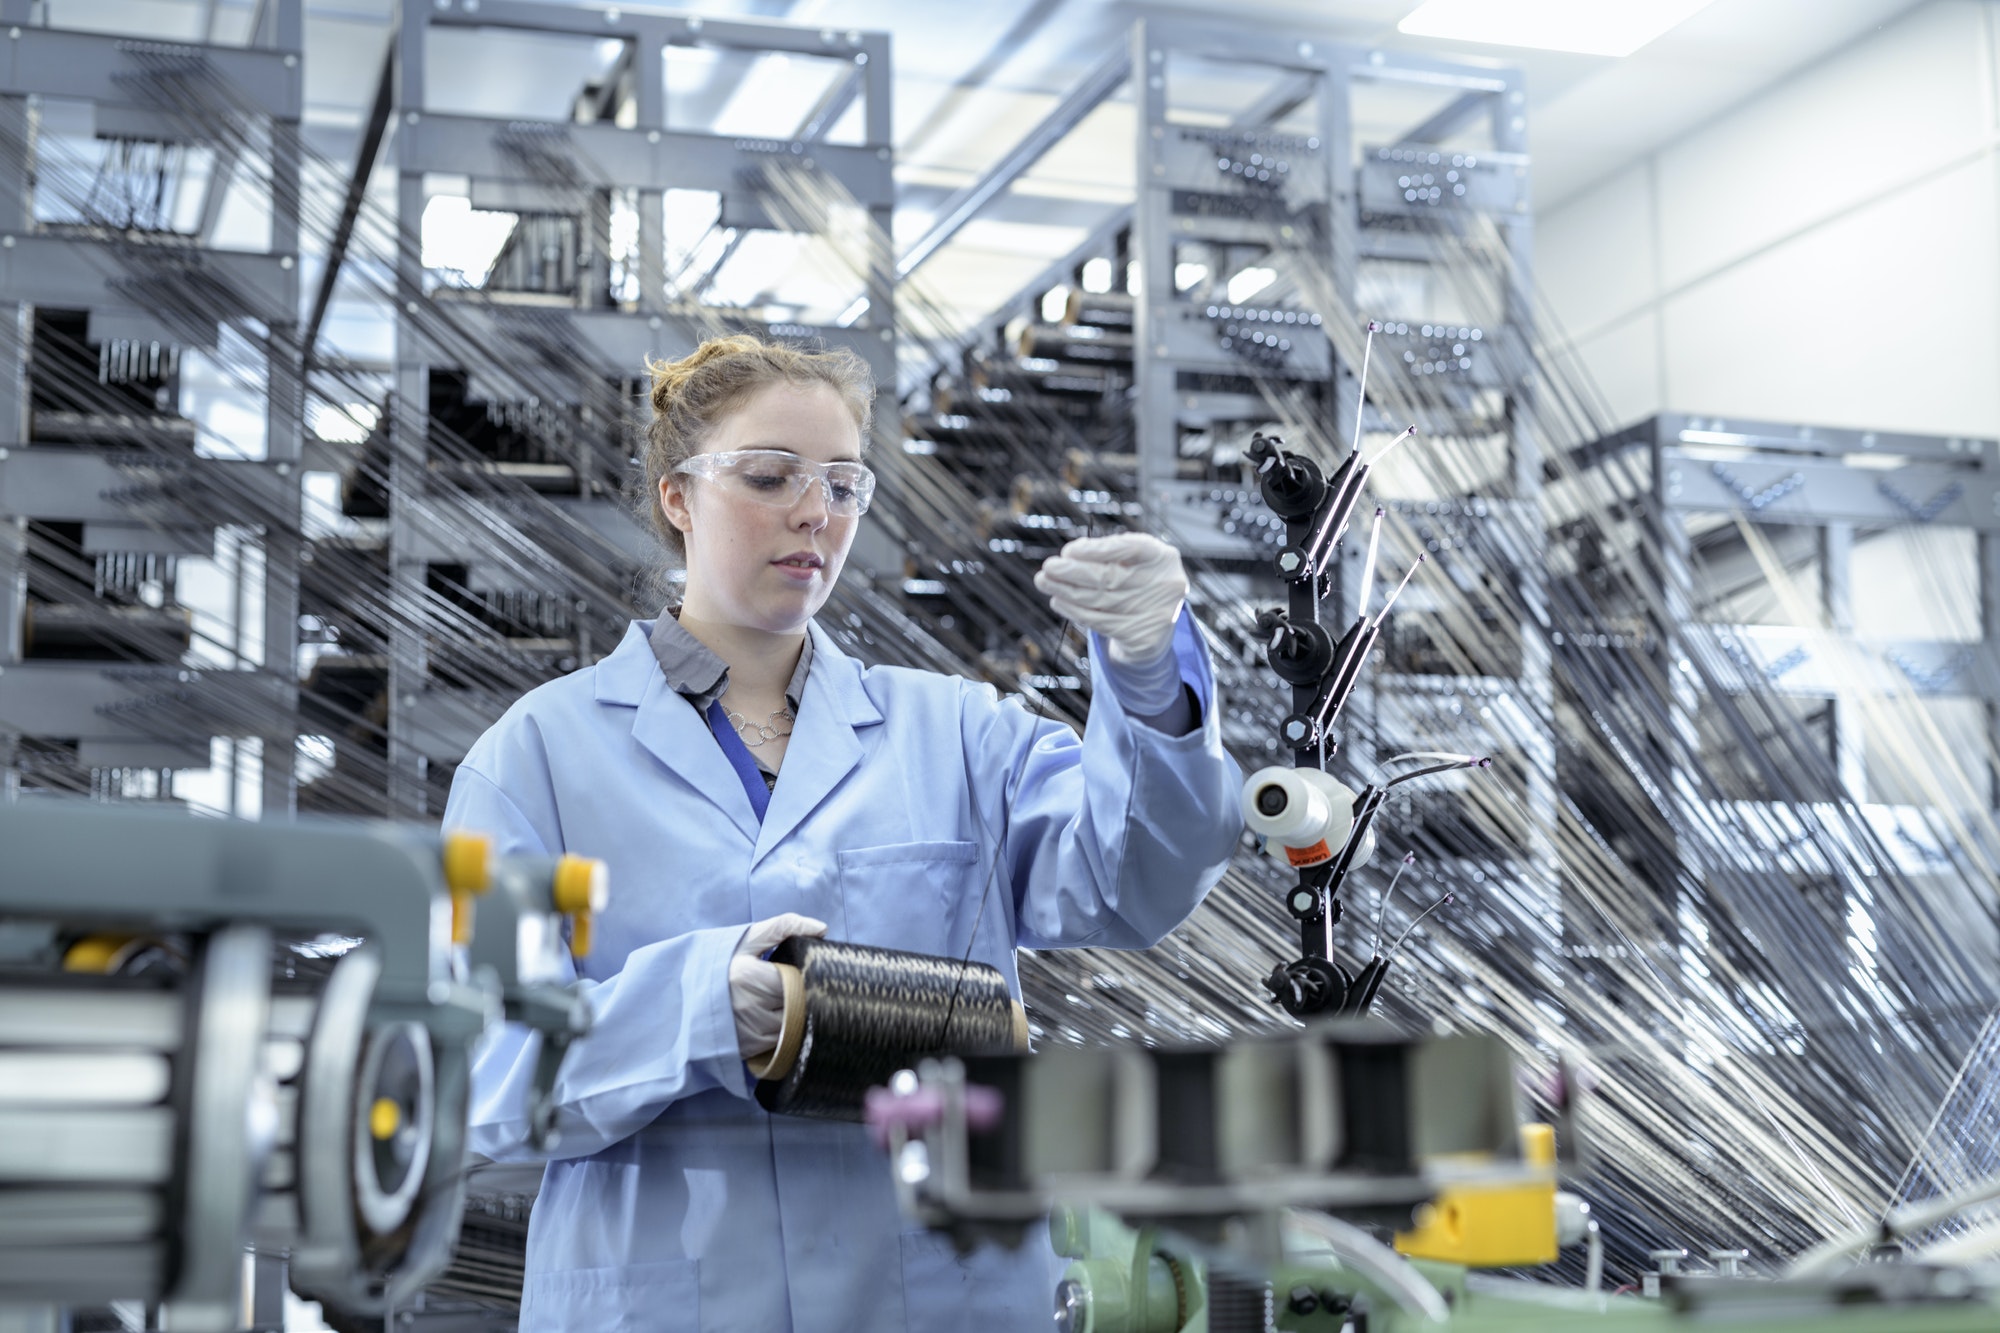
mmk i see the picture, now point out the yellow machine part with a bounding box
[1394,1123,1558,1267]
[61,934,141,973]
[443,829,493,946]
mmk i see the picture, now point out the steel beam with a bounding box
[897,45,1130,280]
[0,662,293,740]
[0,28,299,117]
[398,113,892,205]
[1659,446,2000,529]
[0,450,292,527]
[1690,623,2000,703]
[1658,411,1998,464]
[0,236,295,341]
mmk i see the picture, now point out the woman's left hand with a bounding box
[1033,532,1188,666]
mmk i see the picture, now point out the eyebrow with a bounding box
[739,445,865,465]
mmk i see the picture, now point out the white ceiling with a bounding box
[855,0,1932,209]
[40,0,1939,329]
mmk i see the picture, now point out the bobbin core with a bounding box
[746,962,806,1081]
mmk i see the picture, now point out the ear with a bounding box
[659,473,694,535]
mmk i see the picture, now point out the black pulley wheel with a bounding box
[1264,957,1351,1018]
[1266,619,1336,686]
[1249,444,1325,519]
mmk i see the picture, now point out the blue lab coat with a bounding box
[447,611,1242,1332]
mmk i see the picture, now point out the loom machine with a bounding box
[0,802,604,1331]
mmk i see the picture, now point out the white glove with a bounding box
[729,912,826,1059]
[1032,533,1188,667]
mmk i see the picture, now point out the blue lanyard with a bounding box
[706,700,772,822]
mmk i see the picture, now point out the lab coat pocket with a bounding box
[898,1228,1055,1331]
[520,1258,698,1333]
[837,840,980,955]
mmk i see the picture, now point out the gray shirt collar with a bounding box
[647,608,813,716]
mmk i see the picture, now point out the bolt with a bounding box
[1053,1279,1085,1333]
[1286,1285,1318,1315]
[1276,551,1303,574]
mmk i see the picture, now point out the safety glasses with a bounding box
[673,449,876,518]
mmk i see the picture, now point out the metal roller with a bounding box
[0,926,274,1308]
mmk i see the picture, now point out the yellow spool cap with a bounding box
[552,855,609,915]
[369,1097,402,1141]
[62,935,137,974]
[442,831,493,895]
[1521,1121,1557,1167]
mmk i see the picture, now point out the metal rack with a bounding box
[1615,409,2000,849]
[0,0,304,813]
[311,0,897,816]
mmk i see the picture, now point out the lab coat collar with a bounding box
[605,623,762,844]
[753,620,883,867]
[594,620,884,857]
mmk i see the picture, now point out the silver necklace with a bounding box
[726,705,794,748]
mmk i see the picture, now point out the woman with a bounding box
[448,334,1241,1332]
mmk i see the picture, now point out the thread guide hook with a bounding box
[1248,319,1488,1020]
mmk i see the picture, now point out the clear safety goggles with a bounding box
[673,449,876,518]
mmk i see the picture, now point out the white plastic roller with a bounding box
[1240,766,1367,868]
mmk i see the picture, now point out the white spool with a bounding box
[1241,766,1360,868]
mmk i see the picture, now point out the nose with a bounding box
[790,478,831,532]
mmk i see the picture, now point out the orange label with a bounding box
[1286,840,1332,867]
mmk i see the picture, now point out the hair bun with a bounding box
[647,335,766,413]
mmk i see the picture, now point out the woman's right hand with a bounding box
[729,913,827,1058]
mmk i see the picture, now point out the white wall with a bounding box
[1537,0,2000,438]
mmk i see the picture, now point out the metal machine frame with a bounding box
[0,801,599,1328]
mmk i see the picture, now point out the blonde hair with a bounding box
[641,334,875,560]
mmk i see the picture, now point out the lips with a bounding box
[774,552,824,569]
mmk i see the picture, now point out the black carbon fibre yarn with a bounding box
[753,936,1026,1121]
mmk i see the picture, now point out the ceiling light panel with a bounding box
[1397,0,1720,57]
